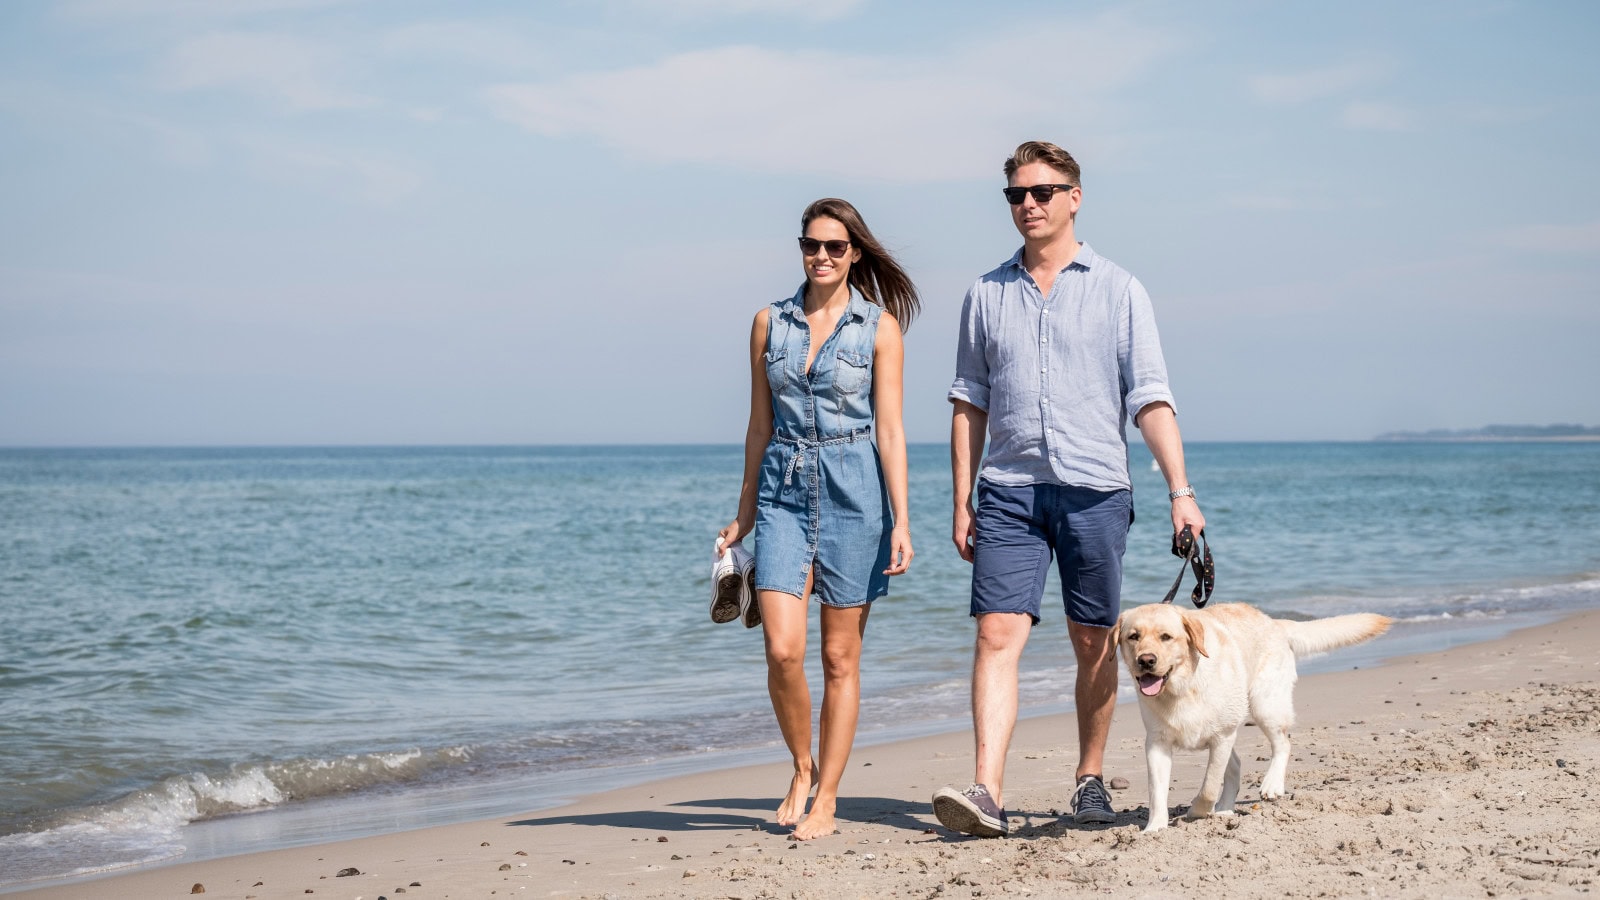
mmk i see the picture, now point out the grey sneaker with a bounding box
[1070,775,1116,825]
[932,783,1008,837]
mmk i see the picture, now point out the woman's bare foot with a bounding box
[792,798,837,841]
[775,764,818,827]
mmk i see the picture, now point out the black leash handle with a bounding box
[1161,524,1214,608]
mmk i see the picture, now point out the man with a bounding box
[932,141,1205,837]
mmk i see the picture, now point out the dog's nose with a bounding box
[1137,653,1156,671]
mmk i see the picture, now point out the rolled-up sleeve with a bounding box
[1120,276,1176,424]
[947,284,991,412]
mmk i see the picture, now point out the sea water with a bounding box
[3,442,1598,887]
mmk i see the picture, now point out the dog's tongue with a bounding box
[1138,674,1165,696]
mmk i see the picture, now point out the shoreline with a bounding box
[11,605,1598,899]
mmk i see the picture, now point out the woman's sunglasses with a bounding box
[798,237,852,258]
[1002,184,1076,205]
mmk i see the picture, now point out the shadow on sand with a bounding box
[506,795,932,835]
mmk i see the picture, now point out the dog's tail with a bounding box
[1281,613,1392,658]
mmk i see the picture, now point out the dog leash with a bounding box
[1161,524,1214,608]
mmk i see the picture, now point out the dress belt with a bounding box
[773,427,872,485]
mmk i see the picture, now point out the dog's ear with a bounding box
[1113,611,1124,642]
[1181,610,1209,658]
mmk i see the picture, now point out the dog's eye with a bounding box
[1160,633,1173,641]
[1126,631,1139,641]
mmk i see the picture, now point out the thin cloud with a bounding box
[236,135,422,203]
[485,17,1181,182]
[59,0,361,21]
[602,0,864,21]
[1500,221,1600,254]
[1341,100,1416,132]
[0,79,214,165]
[161,32,373,111]
[1248,60,1390,104]
[380,21,547,72]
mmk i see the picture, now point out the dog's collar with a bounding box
[1162,525,1214,608]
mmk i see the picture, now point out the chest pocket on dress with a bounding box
[764,347,791,392]
[833,349,872,394]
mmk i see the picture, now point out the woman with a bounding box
[718,198,919,840]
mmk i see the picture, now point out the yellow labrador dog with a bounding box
[1116,602,1391,832]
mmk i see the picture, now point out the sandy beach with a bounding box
[13,607,1597,900]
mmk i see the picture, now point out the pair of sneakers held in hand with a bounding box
[710,538,760,628]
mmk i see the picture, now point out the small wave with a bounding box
[1394,608,1508,624]
[1270,572,1600,622]
[0,746,472,888]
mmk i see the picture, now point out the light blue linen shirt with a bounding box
[948,242,1175,492]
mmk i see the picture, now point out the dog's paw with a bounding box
[1260,785,1289,801]
[1142,820,1168,833]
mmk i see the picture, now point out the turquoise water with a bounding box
[2,442,1598,886]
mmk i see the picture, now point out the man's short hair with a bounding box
[1003,141,1081,186]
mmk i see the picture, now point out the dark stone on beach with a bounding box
[336,868,361,877]
[657,835,669,842]
[411,882,422,887]
[191,885,205,894]
[498,863,512,871]
[1557,758,1568,768]
[481,841,490,846]
[515,850,528,856]
[562,859,576,865]
[1109,777,1130,790]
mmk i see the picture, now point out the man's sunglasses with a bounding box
[1002,184,1076,205]
[798,237,852,258]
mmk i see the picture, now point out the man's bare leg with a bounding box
[792,602,871,840]
[1068,620,1117,779]
[761,575,816,827]
[972,611,1032,806]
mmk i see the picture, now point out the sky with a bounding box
[1,0,1597,446]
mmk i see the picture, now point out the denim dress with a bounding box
[753,287,892,607]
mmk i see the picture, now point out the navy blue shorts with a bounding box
[970,481,1133,628]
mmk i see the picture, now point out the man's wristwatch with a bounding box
[1168,486,1196,501]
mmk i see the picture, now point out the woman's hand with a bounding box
[715,519,749,558]
[884,523,914,575]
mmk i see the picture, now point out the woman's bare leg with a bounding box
[792,600,871,840]
[761,573,816,827]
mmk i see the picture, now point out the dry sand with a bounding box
[15,608,1598,899]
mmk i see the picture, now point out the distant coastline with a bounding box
[1375,423,1600,442]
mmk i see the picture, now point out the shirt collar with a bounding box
[1005,241,1097,273]
[780,285,871,323]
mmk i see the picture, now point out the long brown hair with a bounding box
[800,198,920,331]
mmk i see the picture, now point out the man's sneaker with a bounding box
[1070,774,1116,825]
[932,784,1008,837]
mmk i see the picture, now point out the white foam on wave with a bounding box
[0,746,473,889]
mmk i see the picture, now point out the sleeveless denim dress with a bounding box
[753,287,892,607]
